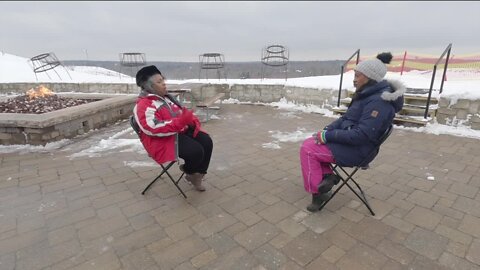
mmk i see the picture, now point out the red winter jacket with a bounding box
[133,93,199,164]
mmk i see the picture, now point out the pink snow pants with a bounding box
[300,137,335,194]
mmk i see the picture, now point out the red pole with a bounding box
[400,51,407,75]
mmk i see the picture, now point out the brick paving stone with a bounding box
[406,190,440,208]
[449,183,479,199]
[77,215,129,243]
[0,253,15,270]
[377,239,416,265]
[465,238,480,265]
[224,222,248,237]
[321,245,345,264]
[233,209,262,227]
[152,235,208,269]
[219,194,259,214]
[0,229,45,255]
[252,244,287,269]
[257,200,298,224]
[336,206,364,222]
[336,242,388,270]
[439,252,479,270]
[301,210,342,234]
[120,248,157,270]
[367,184,396,200]
[237,180,276,196]
[153,204,198,227]
[47,225,76,246]
[408,255,450,270]
[128,212,156,230]
[323,228,357,251]
[404,206,442,230]
[198,246,248,270]
[257,193,281,205]
[165,221,193,241]
[16,239,82,270]
[191,212,237,238]
[435,224,472,245]
[282,230,331,266]
[204,232,239,255]
[276,217,306,237]
[113,224,166,256]
[360,198,395,219]
[190,248,217,268]
[382,215,415,234]
[70,251,121,270]
[234,221,279,251]
[458,215,480,238]
[269,232,294,249]
[404,227,449,260]
[343,217,392,247]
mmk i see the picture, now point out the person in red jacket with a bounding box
[133,65,212,191]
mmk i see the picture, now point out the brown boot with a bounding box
[185,173,206,191]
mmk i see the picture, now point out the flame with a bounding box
[26,85,54,99]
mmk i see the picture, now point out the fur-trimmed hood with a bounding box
[360,79,405,113]
[381,79,406,101]
[382,79,405,113]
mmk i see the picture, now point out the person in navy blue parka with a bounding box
[300,52,405,212]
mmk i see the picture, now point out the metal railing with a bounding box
[337,49,360,107]
[424,43,452,118]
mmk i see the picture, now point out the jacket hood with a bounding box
[381,79,406,102]
[382,79,405,113]
[360,79,405,113]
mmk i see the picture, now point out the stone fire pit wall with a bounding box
[0,94,136,145]
[0,83,138,95]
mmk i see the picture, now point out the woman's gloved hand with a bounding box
[178,108,194,127]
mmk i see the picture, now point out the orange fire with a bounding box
[26,85,55,99]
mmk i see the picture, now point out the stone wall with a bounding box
[178,83,341,108]
[436,97,480,130]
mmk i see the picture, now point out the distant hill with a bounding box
[63,60,344,80]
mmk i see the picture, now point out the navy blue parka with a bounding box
[324,79,405,167]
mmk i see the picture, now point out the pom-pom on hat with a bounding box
[354,52,393,82]
[136,65,162,87]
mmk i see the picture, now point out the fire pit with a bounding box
[0,86,136,145]
[0,85,97,114]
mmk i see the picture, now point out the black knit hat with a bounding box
[136,65,162,87]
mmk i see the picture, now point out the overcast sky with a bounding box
[1,1,479,62]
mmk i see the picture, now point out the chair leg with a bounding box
[317,166,375,216]
[141,162,187,199]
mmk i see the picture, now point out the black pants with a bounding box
[178,130,213,175]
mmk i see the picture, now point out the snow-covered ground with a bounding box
[1,52,480,154]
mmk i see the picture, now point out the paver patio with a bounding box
[1,103,480,269]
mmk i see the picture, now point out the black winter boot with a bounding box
[317,174,341,194]
[306,192,332,212]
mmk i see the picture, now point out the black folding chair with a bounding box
[129,115,187,198]
[317,124,394,216]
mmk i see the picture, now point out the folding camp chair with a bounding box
[129,115,187,198]
[317,124,394,216]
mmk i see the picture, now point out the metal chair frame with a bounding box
[317,124,394,216]
[129,115,187,198]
